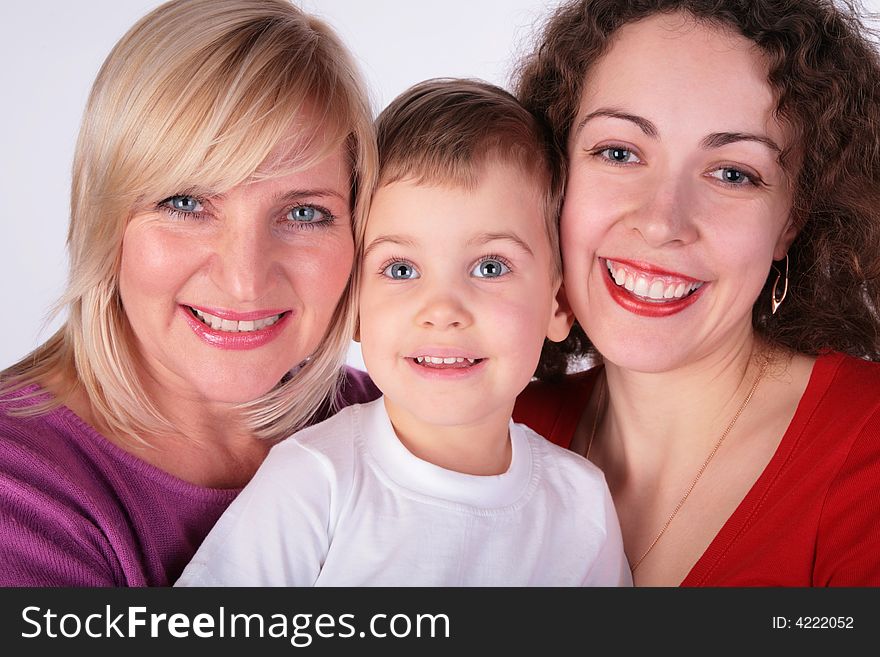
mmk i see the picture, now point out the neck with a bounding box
[598,334,763,485]
[383,397,513,476]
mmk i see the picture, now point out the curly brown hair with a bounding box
[516,0,880,380]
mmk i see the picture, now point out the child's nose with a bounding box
[415,289,474,330]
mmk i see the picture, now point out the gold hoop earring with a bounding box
[771,254,789,315]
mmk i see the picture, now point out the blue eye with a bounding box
[287,205,329,223]
[383,261,420,280]
[598,147,641,164]
[163,195,203,213]
[710,167,753,186]
[472,258,510,278]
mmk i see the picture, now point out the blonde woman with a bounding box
[0,0,379,586]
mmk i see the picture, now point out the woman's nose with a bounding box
[212,225,275,303]
[625,180,699,247]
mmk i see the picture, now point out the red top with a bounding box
[513,352,880,586]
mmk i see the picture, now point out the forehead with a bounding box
[239,146,351,199]
[366,163,545,241]
[579,13,783,143]
[261,114,347,168]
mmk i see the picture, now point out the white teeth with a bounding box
[414,355,478,364]
[647,280,665,299]
[254,316,280,330]
[605,259,704,302]
[190,308,282,332]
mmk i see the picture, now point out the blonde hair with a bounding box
[2,0,378,442]
[372,78,564,278]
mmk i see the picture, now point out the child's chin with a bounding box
[399,401,503,428]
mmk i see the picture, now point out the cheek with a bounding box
[357,282,399,350]
[560,185,605,263]
[487,293,549,357]
[118,229,193,309]
[493,298,552,386]
[702,224,780,316]
[288,237,355,309]
[725,241,776,295]
[559,208,600,296]
[712,206,783,275]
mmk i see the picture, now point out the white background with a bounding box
[2,0,878,371]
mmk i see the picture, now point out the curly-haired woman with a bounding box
[514,0,880,586]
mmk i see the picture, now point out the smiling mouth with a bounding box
[409,356,485,369]
[604,259,704,302]
[187,306,287,332]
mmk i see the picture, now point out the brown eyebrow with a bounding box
[575,110,782,155]
[362,235,418,260]
[701,132,782,154]
[362,232,535,261]
[467,232,534,257]
[574,109,658,139]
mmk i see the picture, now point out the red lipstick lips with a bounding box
[601,258,707,318]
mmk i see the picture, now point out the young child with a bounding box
[176,79,631,586]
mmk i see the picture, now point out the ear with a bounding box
[546,280,575,343]
[773,214,799,261]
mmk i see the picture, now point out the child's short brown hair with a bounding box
[374,78,563,278]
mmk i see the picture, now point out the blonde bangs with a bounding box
[102,9,358,207]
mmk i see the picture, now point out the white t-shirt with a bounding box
[177,398,631,586]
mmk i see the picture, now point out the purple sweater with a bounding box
[0,367,379,587]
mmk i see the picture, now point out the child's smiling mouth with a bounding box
[410,355,484,369]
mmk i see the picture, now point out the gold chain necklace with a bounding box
[585,360,768,573]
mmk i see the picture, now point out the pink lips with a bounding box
[187,305,289,322]
[406,358,488,380]
[404,348,486,380]
[601,258,707,318]
[180,305,291,350]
